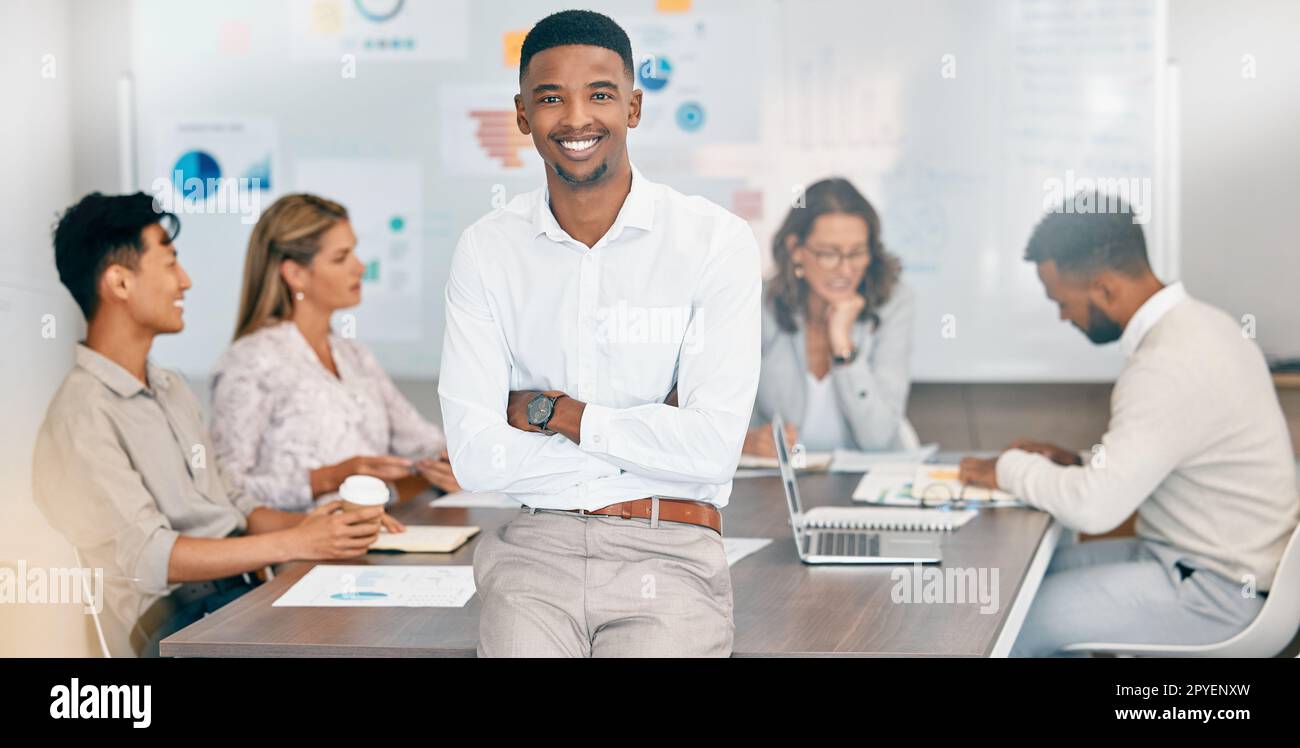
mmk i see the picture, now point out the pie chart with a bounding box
[638,56,672,92]
[172,150,221,200]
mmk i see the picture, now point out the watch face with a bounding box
[527,395,554,425]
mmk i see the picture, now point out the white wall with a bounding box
[1169,0,1300,361]
[0,0,97,656]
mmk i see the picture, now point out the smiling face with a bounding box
[100,222,191,334]
[282,219,364,313]
[791,212,872,305]
[1036,259,1124,344]
[515,44,641,188]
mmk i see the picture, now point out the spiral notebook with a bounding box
[801,507,976,533]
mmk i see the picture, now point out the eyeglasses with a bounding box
[915,481,978,508]
[801,245,870,270]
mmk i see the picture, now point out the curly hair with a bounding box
[52,191,180,321]
[768,178,901,333]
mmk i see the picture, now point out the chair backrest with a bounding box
[72,546,111,658]
[1217,518,1300,657]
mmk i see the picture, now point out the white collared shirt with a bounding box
[438,166,762,510]
[800,371,854,452]
[1119,281,1187,357]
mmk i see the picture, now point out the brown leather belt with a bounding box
[541,497,722,535]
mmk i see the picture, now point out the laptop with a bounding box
[771,416,944,565]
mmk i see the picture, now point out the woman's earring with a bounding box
[294,291,305,301]
[793,263,804,279]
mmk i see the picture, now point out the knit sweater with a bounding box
[997,292,1298,590]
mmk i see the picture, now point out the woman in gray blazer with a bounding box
[745,178,915,456]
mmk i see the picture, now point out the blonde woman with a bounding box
[211,193,459,511]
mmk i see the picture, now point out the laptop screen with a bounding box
[771,415,803,520]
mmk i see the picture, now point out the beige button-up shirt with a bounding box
[32,344,262,655]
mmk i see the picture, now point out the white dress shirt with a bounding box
[438,165,762,511]
[211,321,446,510]
[1118,281,1186,357]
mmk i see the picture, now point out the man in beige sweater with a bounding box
[960,192,1298,657]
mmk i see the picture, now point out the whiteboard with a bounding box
[128,0,1169,382]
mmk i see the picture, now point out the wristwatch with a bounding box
[526,392,562,434]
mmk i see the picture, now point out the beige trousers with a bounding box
[474,506,734,657]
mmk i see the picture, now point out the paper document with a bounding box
[273,565,476,608]
[369,525,479,553]
[828,444,939,472]
[431,491,521,509]
[737,451,832,471]
[733,468,780,479]
[852,462,1027,507]
[850,462,920,504]
[723,537,772,566]
[910,464,1023,505]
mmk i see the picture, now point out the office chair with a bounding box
[72,546,112,658]
[1060,520,1300,657]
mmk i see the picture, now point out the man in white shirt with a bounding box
[438,10,761,657]
[960,193,1299,656]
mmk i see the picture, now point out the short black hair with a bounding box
[52,192,180,321]
[519,9,634,83]
[1024,191,1150,278]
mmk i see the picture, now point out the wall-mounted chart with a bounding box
[439,85,544,178]
[621,14,763,145]
[149,118,277,218]
[296,158,425,342]
[288,0,468,61]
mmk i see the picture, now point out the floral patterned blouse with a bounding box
[210,321,445,511]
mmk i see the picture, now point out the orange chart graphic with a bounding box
[469,109,533,169]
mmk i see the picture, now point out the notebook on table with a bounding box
[802,506,976,532]
[369,525,480,553]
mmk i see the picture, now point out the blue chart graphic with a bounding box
[676,101,706,132]
[354,0,415,50]
[242,155,272,190]
[353,0,404,23]
[637,56,673,92]
[172,150,221,199]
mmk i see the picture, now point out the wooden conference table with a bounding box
[161,472,1061,657]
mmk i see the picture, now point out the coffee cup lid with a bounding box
[338,475,389,506]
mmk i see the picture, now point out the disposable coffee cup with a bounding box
[338,475,388,525]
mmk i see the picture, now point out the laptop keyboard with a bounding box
[810,531,879,557]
